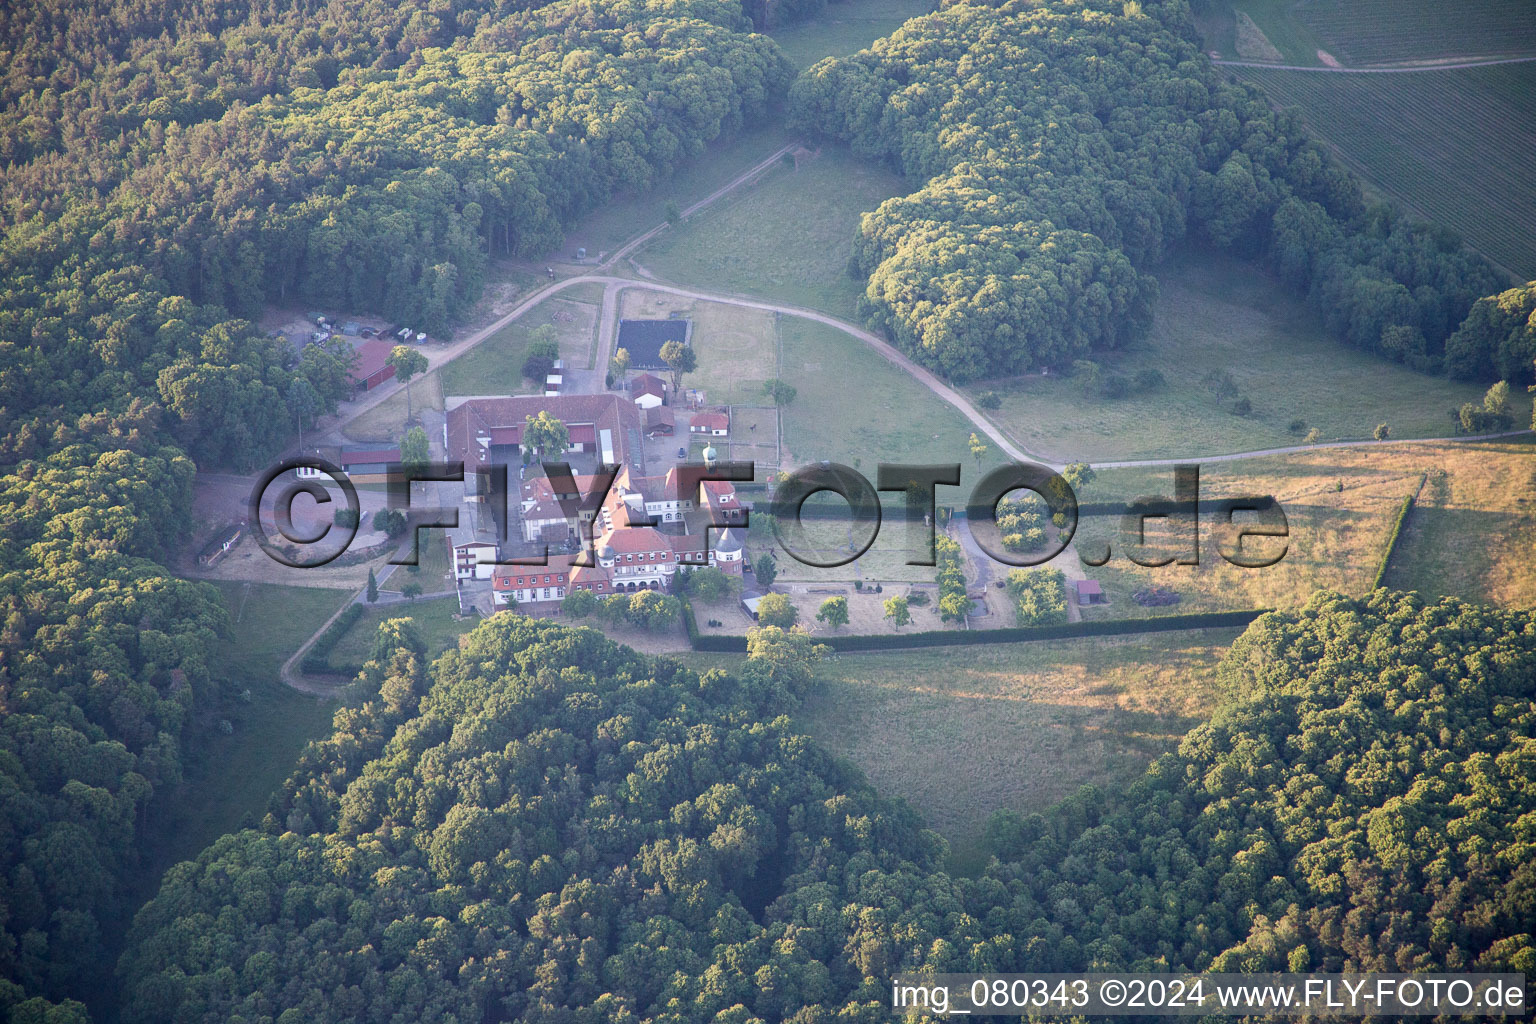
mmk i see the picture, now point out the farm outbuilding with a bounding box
[350,339,398,391]
[340,445,403,484]
[630,373,667,409]
[690,410,729,436]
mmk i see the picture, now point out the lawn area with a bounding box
[639,146,907,318]
[780,316,1011,473]
[437,285,604,398]
[1233,63,1536,280]
[686,629,1240,862]
[971,247,1513,462]
[342,371,445,443]
[767,313,1013,582]
[1380,438,1536,608]
[326,595,477,670]
[384,529,454,594]
[140,582,344,886]
[561,126,795,259]
[770,0,935,68]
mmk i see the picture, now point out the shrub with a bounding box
[976,391,1002,409]
[684,566,735,602]
[521,330,561,382]
[755,593,796,629]
[1099,373,1131,399]
[372,508,407,537]
[1232,396,1252,416]
[1004,568,1068,626]
[1288,418,1307,434]
[753,554,777,587]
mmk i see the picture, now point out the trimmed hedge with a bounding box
[299,601,365,676]
[679,594,704,646]
[686,607,1268,653]
[1371,471,1428,590]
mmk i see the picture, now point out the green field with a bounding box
[970,247,1507,462]
[561,126,794,259]
[1294,0,1536,64]
[779,315,1011,474]
[1234,63,1536,279]
[1199,0,1536,67]
[437,285,604,397]
[326,595,477,670]
[141,583,343,885]
[1220,0,1329,63]
[770,0,935,68]
[781,631,1237,862]
[639,147,906,318]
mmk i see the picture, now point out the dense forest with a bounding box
[0,0,794,1017]
[788,0,1512,382]
[115,592,1536,1021]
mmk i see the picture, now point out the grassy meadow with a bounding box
[639,147,906,318]
[141,582,344,884]
[438,285,605,397]
[688,630,1242,864]
[326,595,477,670]
[560,125,795,259]
[1379,438,1536,607]
[769,0,936,68]
[1062,439,1535,617]
[970,248,1517,462]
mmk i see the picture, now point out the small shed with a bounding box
[198,524,244,566]
[1076,579,1105,606]
[690,410,729,436]
[340,446,403,484]
[741,595,763,621]
[643,405,675,436]
[631,372,667,409]
[351,339,398,391]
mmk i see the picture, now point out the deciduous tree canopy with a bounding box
[119,593,1536,1021]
